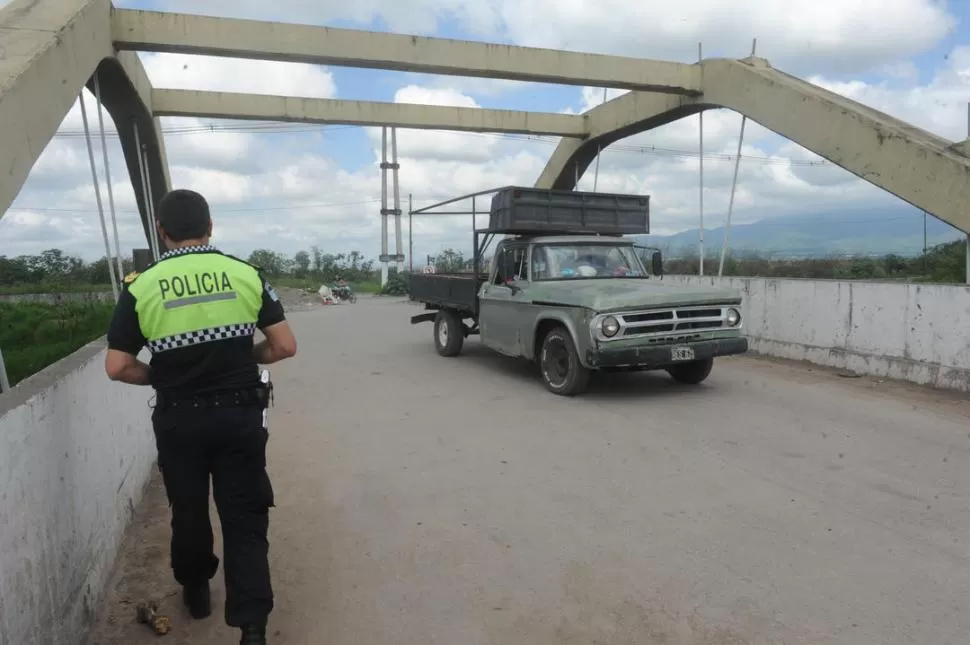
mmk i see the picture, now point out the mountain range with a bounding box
[634,208,966,258]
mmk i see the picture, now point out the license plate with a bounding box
[670,346,695,361]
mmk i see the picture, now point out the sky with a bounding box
[2,0,969,264]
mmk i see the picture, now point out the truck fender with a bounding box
[529,312,587,366]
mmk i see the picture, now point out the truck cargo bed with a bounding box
[489,186,649,235]
[409,272,485,314]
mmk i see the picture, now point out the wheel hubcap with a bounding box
[542,339,569,386]
[438,322,448,346]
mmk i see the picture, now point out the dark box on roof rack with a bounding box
[488,187,650,235]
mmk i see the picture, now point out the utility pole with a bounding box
[408,193,414,273]
[391,128,404,273]
[697,41,705,276]
[380,127,389,286]
[379,127,404,285]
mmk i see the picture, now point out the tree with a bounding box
[433,248,469,273]
[293,250,311,276]
[311,245,324,272]
[247,249,289,276]
[0,256,31,285]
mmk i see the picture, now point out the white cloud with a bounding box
[2,1,968,266]
[489,0,954,73]
[142,52,337,97]
[364,85,501,163]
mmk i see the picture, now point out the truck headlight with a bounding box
[602,316,620,337]
[726,308,741,326]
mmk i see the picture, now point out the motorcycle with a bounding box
[332,284,357,303]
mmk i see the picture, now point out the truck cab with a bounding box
[475,234,746,394]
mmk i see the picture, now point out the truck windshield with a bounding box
[531,243,647,281]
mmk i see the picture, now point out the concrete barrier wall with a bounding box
[665,275,970,392]
[0,340,155,645]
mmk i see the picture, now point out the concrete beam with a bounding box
[152,89,589,137]
[112,9,701,95]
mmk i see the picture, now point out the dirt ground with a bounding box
[274,286,323,311]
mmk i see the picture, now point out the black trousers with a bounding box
[151,400,275,627]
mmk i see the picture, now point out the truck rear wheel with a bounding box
[666,357,713,385]
[434,310,464,357]
[539,326,589,396]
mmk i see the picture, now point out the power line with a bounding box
[7,198,381,215]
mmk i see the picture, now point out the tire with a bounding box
[666,357,714,384]
[539,326,590,396]
[349,293,357,303]
[433,310,464,357]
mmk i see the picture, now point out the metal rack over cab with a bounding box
[409,186,748,396]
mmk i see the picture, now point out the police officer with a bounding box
[104,189,297,645]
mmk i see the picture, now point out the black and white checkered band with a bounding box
[159,244,219,260]
[148,323,256,353]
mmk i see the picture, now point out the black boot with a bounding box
[182,582,211,619]
[239,624,267,645]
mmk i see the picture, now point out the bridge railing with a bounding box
[665,275,970,391]
[0,340,154,645]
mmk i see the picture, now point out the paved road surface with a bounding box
[89,296,970,645]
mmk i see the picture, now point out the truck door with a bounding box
[478,241,528,355]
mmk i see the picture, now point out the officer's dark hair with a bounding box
[156,189,212,242]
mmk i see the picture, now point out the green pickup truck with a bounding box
[409,187,748,396]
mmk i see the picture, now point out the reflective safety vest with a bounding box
[127,246,264,354]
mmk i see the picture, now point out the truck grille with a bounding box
[615,306,736,341]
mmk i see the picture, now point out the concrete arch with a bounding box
[534,93,702,190]
[0,0,169,246]
[88,54,172,246]
[537,57,970,235]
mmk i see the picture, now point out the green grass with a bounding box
[0,302,114,386]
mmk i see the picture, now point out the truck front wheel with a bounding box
[666,357,713,384]
[434,310,464,357]
[539,327,590,396]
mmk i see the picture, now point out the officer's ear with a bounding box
[206,220,213,238]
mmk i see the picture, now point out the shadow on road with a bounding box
[436,338,716,401]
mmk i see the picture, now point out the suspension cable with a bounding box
[133,123,159,259]
[142,143,161,257]
[93,73,126,282]
[79,88,120,301]
[718,37,758,277]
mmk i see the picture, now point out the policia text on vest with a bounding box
[106,243,296,643]
[158,269,234,306]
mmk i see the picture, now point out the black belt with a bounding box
[154,385,271,411]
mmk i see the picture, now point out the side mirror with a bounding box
[651,251,664,277]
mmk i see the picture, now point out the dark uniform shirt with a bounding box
[107,244,285,396]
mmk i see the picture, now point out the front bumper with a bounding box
[585,337,748,369]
